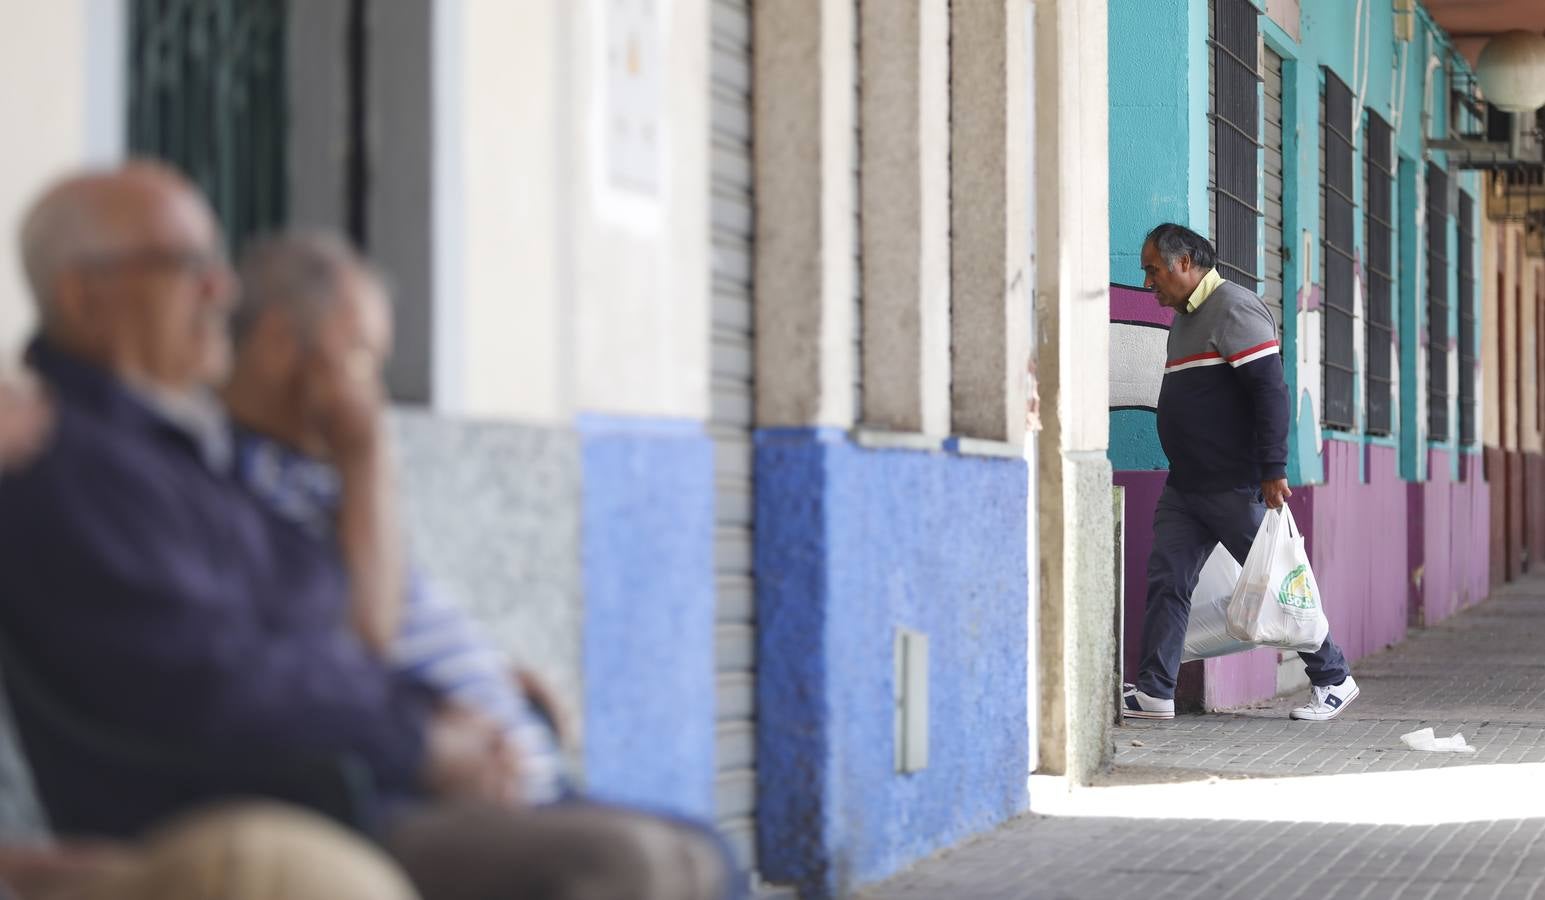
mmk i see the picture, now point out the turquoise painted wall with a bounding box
[1107,0,1208,285]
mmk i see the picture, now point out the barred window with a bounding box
[1457,190,1476,445]
[1320,70,1355,430]
[1364,112,1395,435]
[128,0,289,254]
[1209,0,1262,290]
[1427,163,1451,442]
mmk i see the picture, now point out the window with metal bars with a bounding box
[128,0,289,255]
[1427,163,1451,442]
[1364,112,1395,435]
[1457,190,1476,445]
[1210,0,1261,291]
[1320,70,1355,430]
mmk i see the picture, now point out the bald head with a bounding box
[20,162,205,317]
[16,162,234,389]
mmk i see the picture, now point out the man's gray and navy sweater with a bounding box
[1157,278,1289,492]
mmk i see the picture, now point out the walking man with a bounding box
[1122,223,1359,722]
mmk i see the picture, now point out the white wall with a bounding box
[568,0,710,421]
[0,0,123,358]
[430,0,709,425]
[428,0,570,424]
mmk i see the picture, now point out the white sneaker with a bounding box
[1290,675,1359,721]
[1122,683,1175,720]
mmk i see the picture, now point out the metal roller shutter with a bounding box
[709,0,758,873]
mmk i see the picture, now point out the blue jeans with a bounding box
[1136,485,1351,700]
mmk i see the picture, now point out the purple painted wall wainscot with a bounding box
[1410,450,1491,626]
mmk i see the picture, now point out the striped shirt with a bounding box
[1156,276,1290,492]
[231,428,565,804]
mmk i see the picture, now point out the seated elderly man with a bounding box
[0,163,733,900]
[220,230,564,806]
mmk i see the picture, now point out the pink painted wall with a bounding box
[1115,470,1166,681]
[1300,442,1409,662]
[1412,450,1491,625]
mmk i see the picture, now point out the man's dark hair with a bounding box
[1144,223,1217,270]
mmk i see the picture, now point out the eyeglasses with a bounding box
[78,247,229,279]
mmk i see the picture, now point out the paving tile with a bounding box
[859,577,1545,900]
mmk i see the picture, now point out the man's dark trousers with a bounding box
[1136,484,1351,700]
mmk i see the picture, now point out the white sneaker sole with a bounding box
[1121,706,1175,720]
[1290,684,1360,721]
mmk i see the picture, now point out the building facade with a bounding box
[0,1,1118,897]
[1109,0,1543,709]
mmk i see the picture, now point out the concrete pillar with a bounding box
[859,0,950,435]
[754,0,857,429]
[949,0,1029,444]
[1031,0,1115,782]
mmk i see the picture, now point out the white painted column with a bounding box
[858,0,950,436]
[754,0,858,429]
[1030,0,1114,782]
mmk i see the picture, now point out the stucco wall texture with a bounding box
[754,428,1028,899]
[391,412,585,730]
[578,416,717,819]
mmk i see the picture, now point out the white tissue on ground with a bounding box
[1399,727,1476,753]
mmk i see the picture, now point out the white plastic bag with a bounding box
[1182,544,1253,661]
[1225,505,1329,652]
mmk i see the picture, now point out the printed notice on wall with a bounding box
[603,0,662,197]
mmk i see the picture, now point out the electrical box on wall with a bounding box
[894,628,929,774]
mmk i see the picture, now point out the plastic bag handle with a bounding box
[1279,503,1300,539]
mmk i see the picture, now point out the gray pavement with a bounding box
[860,575,1545,899]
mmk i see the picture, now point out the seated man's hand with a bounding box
[304,347,386,463]
[423,705,523,806]
[0,372,53,473]
[515,668,569,747]
[0,841,131,899]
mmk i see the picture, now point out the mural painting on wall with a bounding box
[1108,281,1174,470]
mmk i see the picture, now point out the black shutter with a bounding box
[1321,70,1355,430]
[1427,163,1451,442]
[1211,0,1261,290]
[1364,112,1395,435]
[128,0,289,254]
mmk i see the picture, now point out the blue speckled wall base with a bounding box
[578,414,716,819]
[755,428,1029,898]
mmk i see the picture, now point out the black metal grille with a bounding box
[1211,0,1261,290]
[1457,190,1476,446]
[1321,70,1355,430]
[1364,112,1394,435]
[1427,163,1450,442]
[129,0,289,254]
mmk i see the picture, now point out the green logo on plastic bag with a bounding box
[1277,565,1316,610]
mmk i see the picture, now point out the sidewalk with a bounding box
[860,575,1545,899]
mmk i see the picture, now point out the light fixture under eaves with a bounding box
[1476,30,1545,113]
